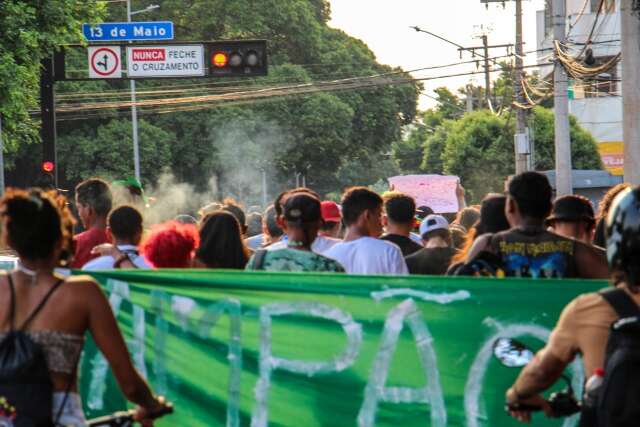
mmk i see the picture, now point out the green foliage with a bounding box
[421,121,452,174]
[0,0,104,150]
[57,119,172,185]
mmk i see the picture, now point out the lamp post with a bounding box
[126,1,159,182]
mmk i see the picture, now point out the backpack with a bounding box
[591,287,640,427]
[0,274,66,427]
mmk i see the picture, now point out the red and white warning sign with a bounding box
[127,45,204,78]
[88,46,122,78]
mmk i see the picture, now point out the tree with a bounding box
[57,119,173,186]
[0,1,104,150]
[437,108,603,202]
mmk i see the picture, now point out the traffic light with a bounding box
[207,40,267,77]
[41,161,55,188]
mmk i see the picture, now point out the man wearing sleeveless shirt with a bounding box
[466,172,608,279]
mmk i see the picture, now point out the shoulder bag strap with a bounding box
[253,249,268,270]
[19,279,65,331]
[599,287,640,318]
[6,273,16,331]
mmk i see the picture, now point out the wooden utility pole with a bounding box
[514,0,530,174]
[553,0,572,195]
[622,0,640,184]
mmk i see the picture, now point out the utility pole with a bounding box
[622,0,640,184]
[466,84,474,112]
[514,0,530,174]
[482,35,491,108]
[126,0,140,183]
[458,39,512,110]
[553,0,572,195]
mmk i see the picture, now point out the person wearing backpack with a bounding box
[0,188,170,426]
[503,186,640,426]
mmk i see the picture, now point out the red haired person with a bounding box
[142,221,199,268]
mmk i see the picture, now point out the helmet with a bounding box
[606,187,640,283]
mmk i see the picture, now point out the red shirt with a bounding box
[72,228,110,268]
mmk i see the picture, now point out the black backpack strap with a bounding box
[252,249,268,270]
[6,273,16,331]
[599,287,640,318]
[19,279,65,331]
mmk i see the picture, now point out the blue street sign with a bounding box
[82,22,174,42]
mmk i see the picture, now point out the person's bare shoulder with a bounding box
[60,274,104,298]
[466,233,494,261]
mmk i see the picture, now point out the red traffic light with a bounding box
[42,161,55,173]
[212,52,228,68]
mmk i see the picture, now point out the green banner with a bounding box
[79,270,606,427]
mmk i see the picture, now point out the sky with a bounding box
[328,0,546,110]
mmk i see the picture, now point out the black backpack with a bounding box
[0,274,66,427]
[592,287,640,427]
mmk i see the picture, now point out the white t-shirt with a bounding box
[82,244,151,270]
[323,237,409,275]
[410,232,423,245]
[245,233,264,250]
[267,235,340,255]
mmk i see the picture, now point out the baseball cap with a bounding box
[284,193,322,225]
[547,195,595,224]
[321,201,341,222]
[419,214,449,238]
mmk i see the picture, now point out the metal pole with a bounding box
[466,84,473,112]
[622,0,640,184]
[553,0,572,195]
[514,0,529,174]
[482,35,491,108]
[40,56,58,189]
[127,0,141,182]
[261,169,267,208]
[0,115,5,196]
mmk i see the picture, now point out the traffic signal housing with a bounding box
[207,40,267,77]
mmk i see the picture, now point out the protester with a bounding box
[324,187,408,275]
[454,207,480,233]
[83,205,150,270]
[0,188,168,425]
[380,192,423,256]
[546,195,596,245]
[449,224,467,250]
[71,178,112,268]
[174,214,198,225]
[448,194,510,275]
[198,201,222,221]
[246,212,263,237]
[406,215,457,275]
[319,201,342,239]
[221,198,248,237]
[192,211,250,269]
[505,186,640,425]
[142,221,198,268]
[593,183,631,248]
[246,193,345,272]
[268,188,340,254]
[465,172,608,279]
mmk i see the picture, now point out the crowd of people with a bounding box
[0,169,639,425]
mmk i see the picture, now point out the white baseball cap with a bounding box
[419,214,449,238]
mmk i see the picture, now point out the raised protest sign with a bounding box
[80,270,603,426]
[388,175,460,213]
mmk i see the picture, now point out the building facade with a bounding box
[536,0,623,175]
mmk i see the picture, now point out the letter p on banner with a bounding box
[251,302,363,427]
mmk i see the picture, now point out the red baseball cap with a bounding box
[321,201,341,222]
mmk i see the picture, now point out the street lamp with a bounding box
[126,1,159,183]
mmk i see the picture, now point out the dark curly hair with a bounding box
[1,188,75,263]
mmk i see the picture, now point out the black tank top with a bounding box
[489,227,579,278]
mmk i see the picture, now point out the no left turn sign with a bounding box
[88,46,122,78]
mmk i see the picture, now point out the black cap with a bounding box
[283,193,321,225]
[547,195,595,223]
[416,205,434,219]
